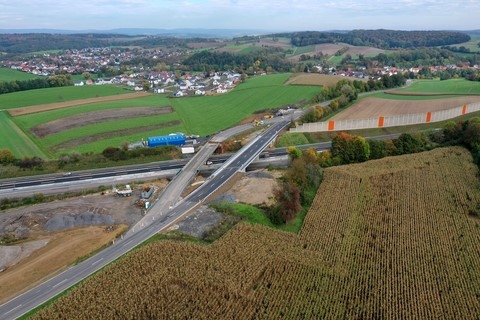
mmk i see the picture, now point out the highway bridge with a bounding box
[0,120,290,320]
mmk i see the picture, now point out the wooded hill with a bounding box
[282,29,470,49]
[0,33,208,54]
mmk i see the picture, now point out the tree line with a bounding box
[181,48,292,73]
[288,30,470,49]
[0,74,72,94]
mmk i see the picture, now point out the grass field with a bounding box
[395,78,480,95]
[32,147,480,319]
[0,111,47,158]
[444,36,480,53]
[0,85,132,109]
[9,74,319,156]
[285,73,366,87]
[0,68,43,82]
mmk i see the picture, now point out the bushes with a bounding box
[101,145,180,161]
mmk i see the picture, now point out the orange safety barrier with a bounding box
[426,111,432,123]
[378,116,385,127]
[462,104,467,115]
[328,120,335,131]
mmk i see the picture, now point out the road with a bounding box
[0,120,290,320]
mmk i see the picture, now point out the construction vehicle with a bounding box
[141,186,154,199]
[252,119,264,127]
[114,185,132,197]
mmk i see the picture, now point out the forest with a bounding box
[287,29,471,48]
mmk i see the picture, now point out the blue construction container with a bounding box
[147,133,186,147]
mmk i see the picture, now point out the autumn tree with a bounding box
[81,72,91,80]
[273,181,301,223]
[287,146,302,160]
[393,133,427,155]
[368,139,388,160]
[331,132,370,164]
[0,149,15,164]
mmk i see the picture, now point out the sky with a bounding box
[0,0,478,32]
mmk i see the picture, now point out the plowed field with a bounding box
[332,96,480,120]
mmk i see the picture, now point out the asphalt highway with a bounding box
[0,120,290,320]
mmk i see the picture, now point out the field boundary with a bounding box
[291,102,480,133]
[8,92,150,116]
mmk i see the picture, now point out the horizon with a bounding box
[0,1,479,32]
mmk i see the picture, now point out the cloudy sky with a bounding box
[0,0,478,31]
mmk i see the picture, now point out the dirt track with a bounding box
[9,92,150,116]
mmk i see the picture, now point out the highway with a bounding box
[0,120,291,320]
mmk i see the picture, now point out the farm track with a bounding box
[8,92,150,116]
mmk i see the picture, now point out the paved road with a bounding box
[0,120,290,320]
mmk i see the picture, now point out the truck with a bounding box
[114,185,132,197]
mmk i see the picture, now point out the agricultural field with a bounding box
[7,74,319,156]
[0,111,47,158]
[443,36,480,53]
[0,85,132,109]
[315,43,386,57]
[0,68,43,82]
[331,79,480,121]
[392,78,480,95]
[285,73,366,87]
[331,95,480,120]
[32,147,480,319]
[287,43,386,62]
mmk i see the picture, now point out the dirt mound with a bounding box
[45,213,114,231]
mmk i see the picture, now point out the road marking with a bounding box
[52,278,68,288]
[4,304,22,315]
[122,240,133,248]
[92,257,104,266]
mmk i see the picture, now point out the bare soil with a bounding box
[0,172,277,303]
[32,106,173,138]
[50,120,180,152]
[0,226,126,304]
[331,96,480,120]
[8,92,150,116]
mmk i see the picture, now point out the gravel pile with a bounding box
[45,213,114,231]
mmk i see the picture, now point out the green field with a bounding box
[10,74,320,156]
[444,36,480,53]
[0,67,43,82]
[397,78,480,94]
[0,111,47,158]
[0,85,132,109]
[370,92,466,100]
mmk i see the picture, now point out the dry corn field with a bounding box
[33,147,480,319]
